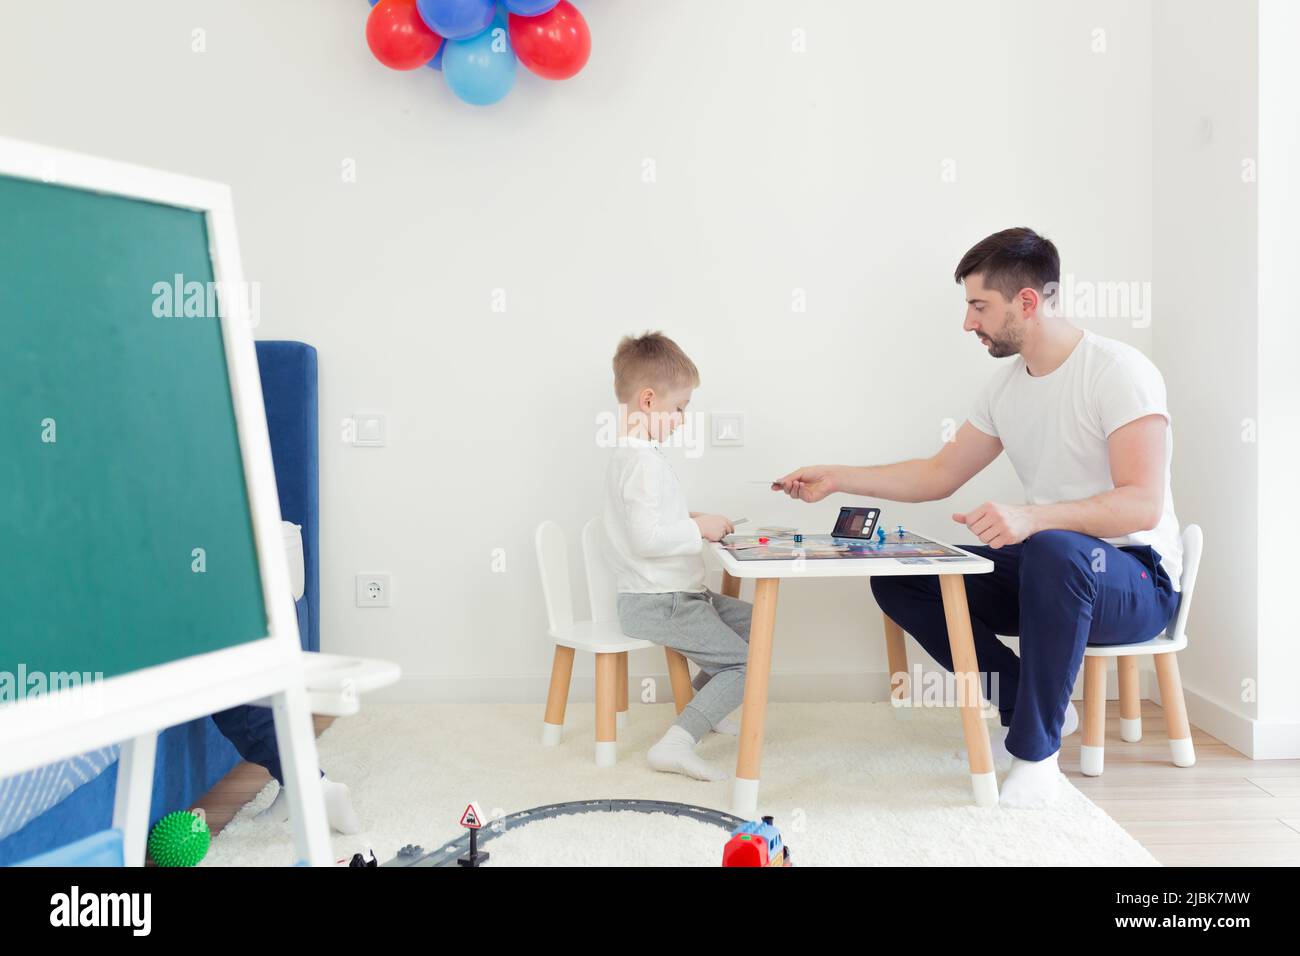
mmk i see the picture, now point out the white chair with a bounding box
[1079,524,1203,776]
[536,518,695,766]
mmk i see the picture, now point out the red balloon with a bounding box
[507,1,591,81]
[367,0,443,71]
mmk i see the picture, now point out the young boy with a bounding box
[603,331,752,782]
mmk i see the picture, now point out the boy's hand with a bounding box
[772,465,840,503]
[693,514,735,542]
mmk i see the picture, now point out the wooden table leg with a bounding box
[938,574,998,806]
[721,570,741,599]
[733,578,780,818]
[882,613,910,706]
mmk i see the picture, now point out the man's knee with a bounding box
[870,575,899,604]
[870,575,916,617]
[1021,530,1098,591]
[1021,530,1096,566]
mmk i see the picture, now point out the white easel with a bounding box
[0,137,397,867]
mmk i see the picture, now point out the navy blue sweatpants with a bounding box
[870,529,1181,761]
[210,706,288,784]
[210,706,323,786]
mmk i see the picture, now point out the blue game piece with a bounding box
[793,534,803,543]
[896,524,905,537]
[876,527,886,544]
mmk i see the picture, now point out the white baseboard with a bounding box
[1172,684,1300,759]
[369,667,1153,707]
[369,671,898,705]
[1253,718,1300,760]
[1174,685,1255,756]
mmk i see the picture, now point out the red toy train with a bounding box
[722,815,792,867]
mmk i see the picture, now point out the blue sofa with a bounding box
[0,341,319,866]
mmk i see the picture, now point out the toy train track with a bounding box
[382,799,749,867]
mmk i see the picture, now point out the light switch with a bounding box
[712,412,744,446]
[353,413,386,447]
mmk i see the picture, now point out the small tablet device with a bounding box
[831,506,880,540]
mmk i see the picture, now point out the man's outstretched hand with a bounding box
[772,465,840,503]
[952,502,1038,549]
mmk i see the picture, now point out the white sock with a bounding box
[647,725,728,782]
[1061,701,1079,737]
[957,723,1012,769]
[322,775,362,835]
[999,752,1065,808]
[255,775,362,835]
[713,717,740,736]
[958,702,1079,765]
[257,785,291,824]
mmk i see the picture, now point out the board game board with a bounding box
[720,531,968,562]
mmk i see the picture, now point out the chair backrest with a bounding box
[581,517,619,623]
[1167,524,1203,642]
[534,520,574,634]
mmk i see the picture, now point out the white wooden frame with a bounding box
[0,137,331,866]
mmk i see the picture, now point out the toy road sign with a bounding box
[459,802,486,830]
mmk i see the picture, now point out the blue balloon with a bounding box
[443,20,516,105]
[416,0,495,40]
[426,42,445,70]
[503,0,559,14]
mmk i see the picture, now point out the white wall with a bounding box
[1255,0,1300,754]
[1150,0,1260,745]
[1,1,1168,702]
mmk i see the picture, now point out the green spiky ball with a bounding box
[148,810,210,867]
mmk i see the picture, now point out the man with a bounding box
[774,227,1182,808]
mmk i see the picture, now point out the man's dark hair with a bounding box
[954,227,1060,303]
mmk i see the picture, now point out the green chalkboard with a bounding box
[0,175,268,684]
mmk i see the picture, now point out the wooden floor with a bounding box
[194,705,1300,866]
[1060,700,1300,866]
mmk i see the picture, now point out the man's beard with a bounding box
[980,311,1024,358]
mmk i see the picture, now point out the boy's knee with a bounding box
[721,597,752,626]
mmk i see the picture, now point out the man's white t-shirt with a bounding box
[968,329,1182,588]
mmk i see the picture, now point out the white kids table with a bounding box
[709,531,996,818]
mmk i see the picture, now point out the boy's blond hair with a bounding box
[612,331,700,404]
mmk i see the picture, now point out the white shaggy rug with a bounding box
[203,702,1158,867]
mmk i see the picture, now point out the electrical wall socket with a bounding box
[355,573,391,608]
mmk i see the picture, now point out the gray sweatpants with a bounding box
[617,589,752,742]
